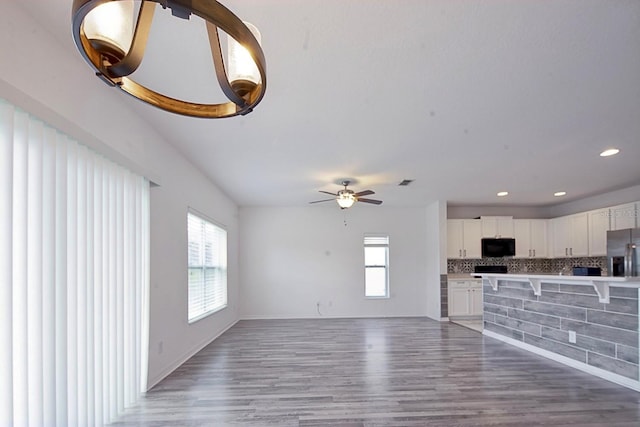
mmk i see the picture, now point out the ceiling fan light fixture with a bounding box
[336,192,356,209]
[72,0,267,118]
[309,181,381,208]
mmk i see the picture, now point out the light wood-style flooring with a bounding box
[113,318,640,426]
[449,319,483,333]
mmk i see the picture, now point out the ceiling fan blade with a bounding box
[309,199,335,204]
[358,198,383,205]
[319,190,337,196]
[355,190,374,197]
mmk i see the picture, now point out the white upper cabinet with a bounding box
[447,219,482,259]
[514,219,547,258]
[588,208,610,256]
[551,212,589,257]
[529,220,548,258]
[551,216,569,258]
[610,203,638,230]
[481,216,514,238]
[569,212,590,257]
[446,200,639,260]
[464,221,482,258]
[447,220,464,259]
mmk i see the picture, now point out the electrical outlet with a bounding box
[568,331,576,344]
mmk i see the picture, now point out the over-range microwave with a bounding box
[481,238,516,258]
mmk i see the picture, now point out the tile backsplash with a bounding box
[447,257,608,275]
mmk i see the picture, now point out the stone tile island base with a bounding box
[479,274,640,392]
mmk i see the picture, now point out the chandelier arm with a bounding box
[72,0,108,75]
[107,0,156,78]
[119,77,240,118]
[205,22,247,108]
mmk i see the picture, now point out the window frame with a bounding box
[364,234,390,298]
[187,209,228,323]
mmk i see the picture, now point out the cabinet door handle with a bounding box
[565,248,568,256]
[570,247,573,256]
[459,249,462,257]
[533,249,536,257]
[463,249,467,257]
[529,249,531,257]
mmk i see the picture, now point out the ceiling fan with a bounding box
[310,180,383,209]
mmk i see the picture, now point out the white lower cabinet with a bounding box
[470,284,483,315]
[448,279,483,317]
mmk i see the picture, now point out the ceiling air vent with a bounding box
[398,179,414,186]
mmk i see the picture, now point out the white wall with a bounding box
[146,168,239,389]
[239,206,429,318]
[0,3,240,390]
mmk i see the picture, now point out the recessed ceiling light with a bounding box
[554,191,567,197]
[600,148,620,157]
[497,191,509,197]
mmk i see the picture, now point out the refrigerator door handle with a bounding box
[625,243,633,277]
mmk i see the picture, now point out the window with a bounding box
[188,211,228,322]
[364,235,389,297]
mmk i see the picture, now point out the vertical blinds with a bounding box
[0,98,150,426]
[187,212,227,322]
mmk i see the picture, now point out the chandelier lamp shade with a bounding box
[71,0,267,118]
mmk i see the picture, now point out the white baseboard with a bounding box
[146,319,239,390]
[483,329,640,392]
[240,314,430,321]
[449,315,482,321]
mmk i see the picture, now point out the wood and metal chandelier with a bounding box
[72,0,267,118]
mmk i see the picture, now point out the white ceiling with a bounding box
[17,0,640,208]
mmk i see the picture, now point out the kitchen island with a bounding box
[477,273,640,391]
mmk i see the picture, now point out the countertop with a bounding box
[474,272,640,303]
[475,272,640,285]
[447,274,481,280]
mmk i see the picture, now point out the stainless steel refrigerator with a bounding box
[607,228,640,277]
